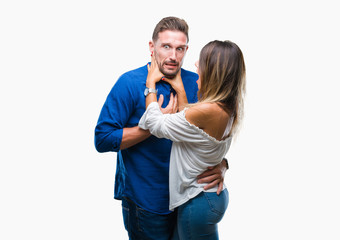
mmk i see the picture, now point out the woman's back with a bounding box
[186,102,232,141]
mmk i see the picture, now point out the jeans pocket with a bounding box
[204,189,229,217]
[136,205,153,232]
[122,199,130,231]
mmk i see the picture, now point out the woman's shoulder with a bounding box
[185,102,227,128]
[187,102,223,115]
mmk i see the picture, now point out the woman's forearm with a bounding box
[175,88,188,111]
[145,82,157,108]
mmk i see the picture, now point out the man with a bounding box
[95,16,228,239]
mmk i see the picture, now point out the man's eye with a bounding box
[164,45,170,49]
[177,47,183,51]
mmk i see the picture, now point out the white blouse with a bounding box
[139,102,233,211]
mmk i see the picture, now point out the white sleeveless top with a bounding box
[139,102,233,211]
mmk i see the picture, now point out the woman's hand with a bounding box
[161,70,185,93]
[146,54,164,88]
[157,93,178,114]
[162,70,188,111]
[196,160,228,195]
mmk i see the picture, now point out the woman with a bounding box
[139,40,246,239]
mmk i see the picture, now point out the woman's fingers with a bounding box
[173,95,178,112]
[157,94,164,107]
[216,181,224,195]
[203,179,220,191]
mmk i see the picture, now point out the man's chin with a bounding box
[163,74,176,79]
[161,69,179,79]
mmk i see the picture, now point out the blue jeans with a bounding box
[172,189,229,240]
[122,197,177,240]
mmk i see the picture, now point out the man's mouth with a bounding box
[164,62,178,69]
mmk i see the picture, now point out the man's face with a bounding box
[149,30,188,78]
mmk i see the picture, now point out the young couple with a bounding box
[95,16,246,240]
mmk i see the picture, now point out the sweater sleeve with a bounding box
[138,102,202,143]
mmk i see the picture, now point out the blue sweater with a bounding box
[95,64,198,214]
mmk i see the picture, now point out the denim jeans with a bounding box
[172,189,229,240]
[122,197,177,240]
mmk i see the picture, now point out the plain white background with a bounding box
[1,0,339,239]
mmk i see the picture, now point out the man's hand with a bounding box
[197,159,228,195]
[157,93,178,114]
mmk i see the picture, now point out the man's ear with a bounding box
[149,41,154,54]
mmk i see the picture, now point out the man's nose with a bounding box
[169,49,177,61]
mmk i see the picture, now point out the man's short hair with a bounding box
[152,16,189,43]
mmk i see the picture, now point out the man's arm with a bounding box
[120,126,151,150]
[95,73,139,153]
[95,74,179,152]
[197,158,229,195]
[120,93,180,149]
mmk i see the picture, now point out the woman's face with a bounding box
[195,61,201,90]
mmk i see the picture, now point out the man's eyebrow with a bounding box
[177,44,188,48]
[160,42,172,46]
[160,42,187,48]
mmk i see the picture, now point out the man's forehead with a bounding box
[155,30,188,44]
